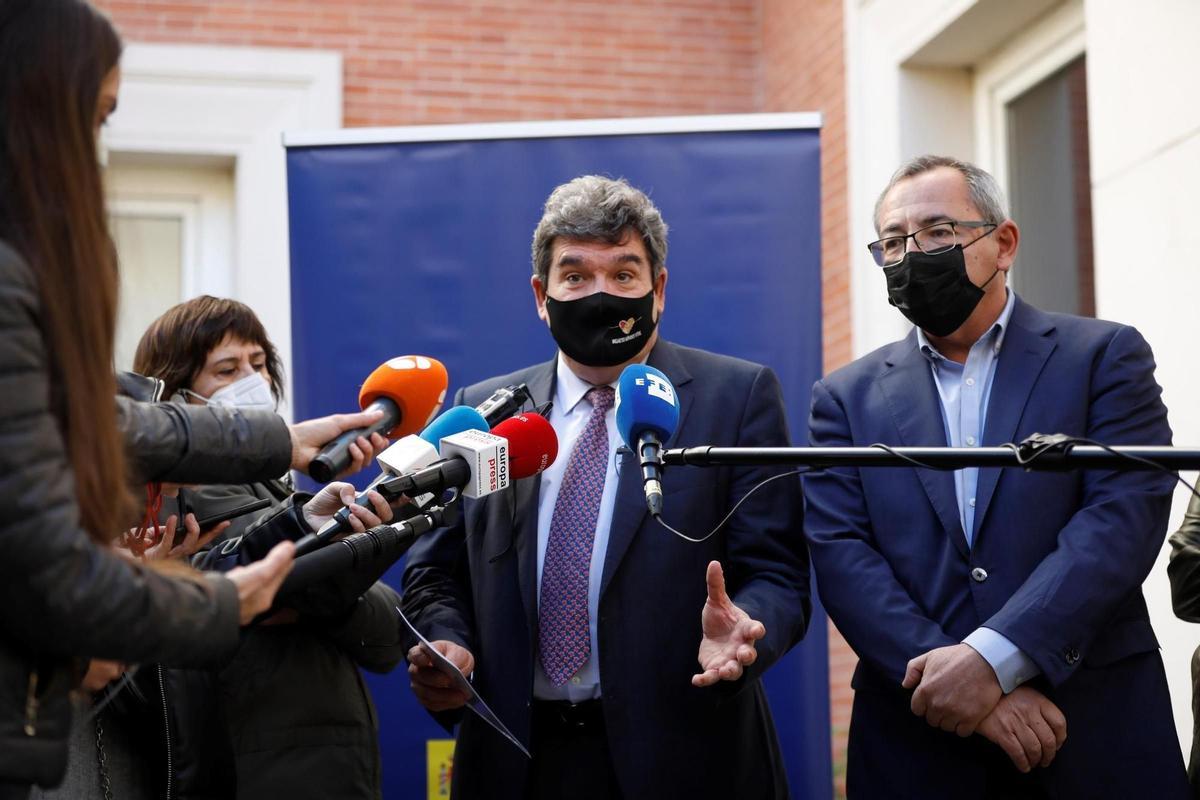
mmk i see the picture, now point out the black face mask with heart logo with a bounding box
[544,290,658,367]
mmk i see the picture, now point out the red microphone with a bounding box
[308,356,448,483]
[491,412,558,479]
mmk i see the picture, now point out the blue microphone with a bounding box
[421,405,488,446]
[616,364,680,517]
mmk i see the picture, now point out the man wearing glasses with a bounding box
[803,155,1187,798]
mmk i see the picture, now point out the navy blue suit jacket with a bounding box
[803,297,1187,798]
[402,340,809,799]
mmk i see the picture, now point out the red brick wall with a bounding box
[95,0,763,126]
[761,1,854,796]
[95,0,854,794]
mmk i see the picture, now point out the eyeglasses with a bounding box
[867,220,997,267]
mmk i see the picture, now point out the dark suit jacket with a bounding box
[402,339,810,800]
[803,297,1188,798]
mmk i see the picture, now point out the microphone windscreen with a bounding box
[491,412,558,479]
[615,364,679,448]
[358,356,448,438]
[420,406,488,449]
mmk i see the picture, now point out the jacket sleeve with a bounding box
[983,325,1175,686]
[0,247,239,667]
[117,397,292,486]
[722,366,811,688]
[802,378,957,684]
[1169,493,1200,622]
[193,493,312,573]
[316,581,406,674]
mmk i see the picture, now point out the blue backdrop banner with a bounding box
[284,115,830,798]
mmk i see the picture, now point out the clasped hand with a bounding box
[903,643,1066,772]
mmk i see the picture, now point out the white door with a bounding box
[106,158,235,371]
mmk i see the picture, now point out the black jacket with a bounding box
[142,486,405,799]
[0,241,293,788]
[1168,491,1200,796]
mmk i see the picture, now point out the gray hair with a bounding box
[531,175,668,284]
[873,155,1009,233]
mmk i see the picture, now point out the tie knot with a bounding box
[587,385,615,414]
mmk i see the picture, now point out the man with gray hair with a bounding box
[804,155,1187,797]
[402,175,809,799]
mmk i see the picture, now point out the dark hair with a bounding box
[531,175,668,285]
[133,295,285,402]
[0,0,129,542]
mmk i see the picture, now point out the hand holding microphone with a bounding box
[289,410,390,477]
[306,356,449,483]
[302,482,397,534]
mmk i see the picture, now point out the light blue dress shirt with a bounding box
[915,290,1039,694]
[531,359,620,702]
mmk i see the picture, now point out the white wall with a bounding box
[101,43,342,418]
[1085,0,1200,753]
[846,0,1200,755]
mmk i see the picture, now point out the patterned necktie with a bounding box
[538,385,615,686]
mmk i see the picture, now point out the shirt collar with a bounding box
[917,288,1016,362]
[554,357,618,415]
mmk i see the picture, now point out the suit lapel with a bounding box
[972,299,1057,543]
[878,334,969,558]
[512,358,556,639]
[600,340,694,600]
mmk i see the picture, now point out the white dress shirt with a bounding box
[532,358,621,702]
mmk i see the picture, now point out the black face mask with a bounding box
[545,290,658,367]
[883,245,998,337]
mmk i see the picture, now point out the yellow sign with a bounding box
[426,739,455,799]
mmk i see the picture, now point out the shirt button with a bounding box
[571,676,581,685]
[966,436,977,446]
[965,377,976,387]
[971,567,988,582]
[969,497,976,507]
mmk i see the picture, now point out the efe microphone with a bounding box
[616,364,680,517]
[308,356,448,483]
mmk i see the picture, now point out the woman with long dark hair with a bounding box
[0,2,295,794]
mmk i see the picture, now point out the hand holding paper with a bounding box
[407,639,475,712]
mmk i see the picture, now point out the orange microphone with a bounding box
[307,356,448,483]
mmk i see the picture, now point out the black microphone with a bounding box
[277,508,448,599]
[635,433,666,517]
[475,383,532,427]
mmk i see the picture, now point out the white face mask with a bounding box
[185,372,275,412]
